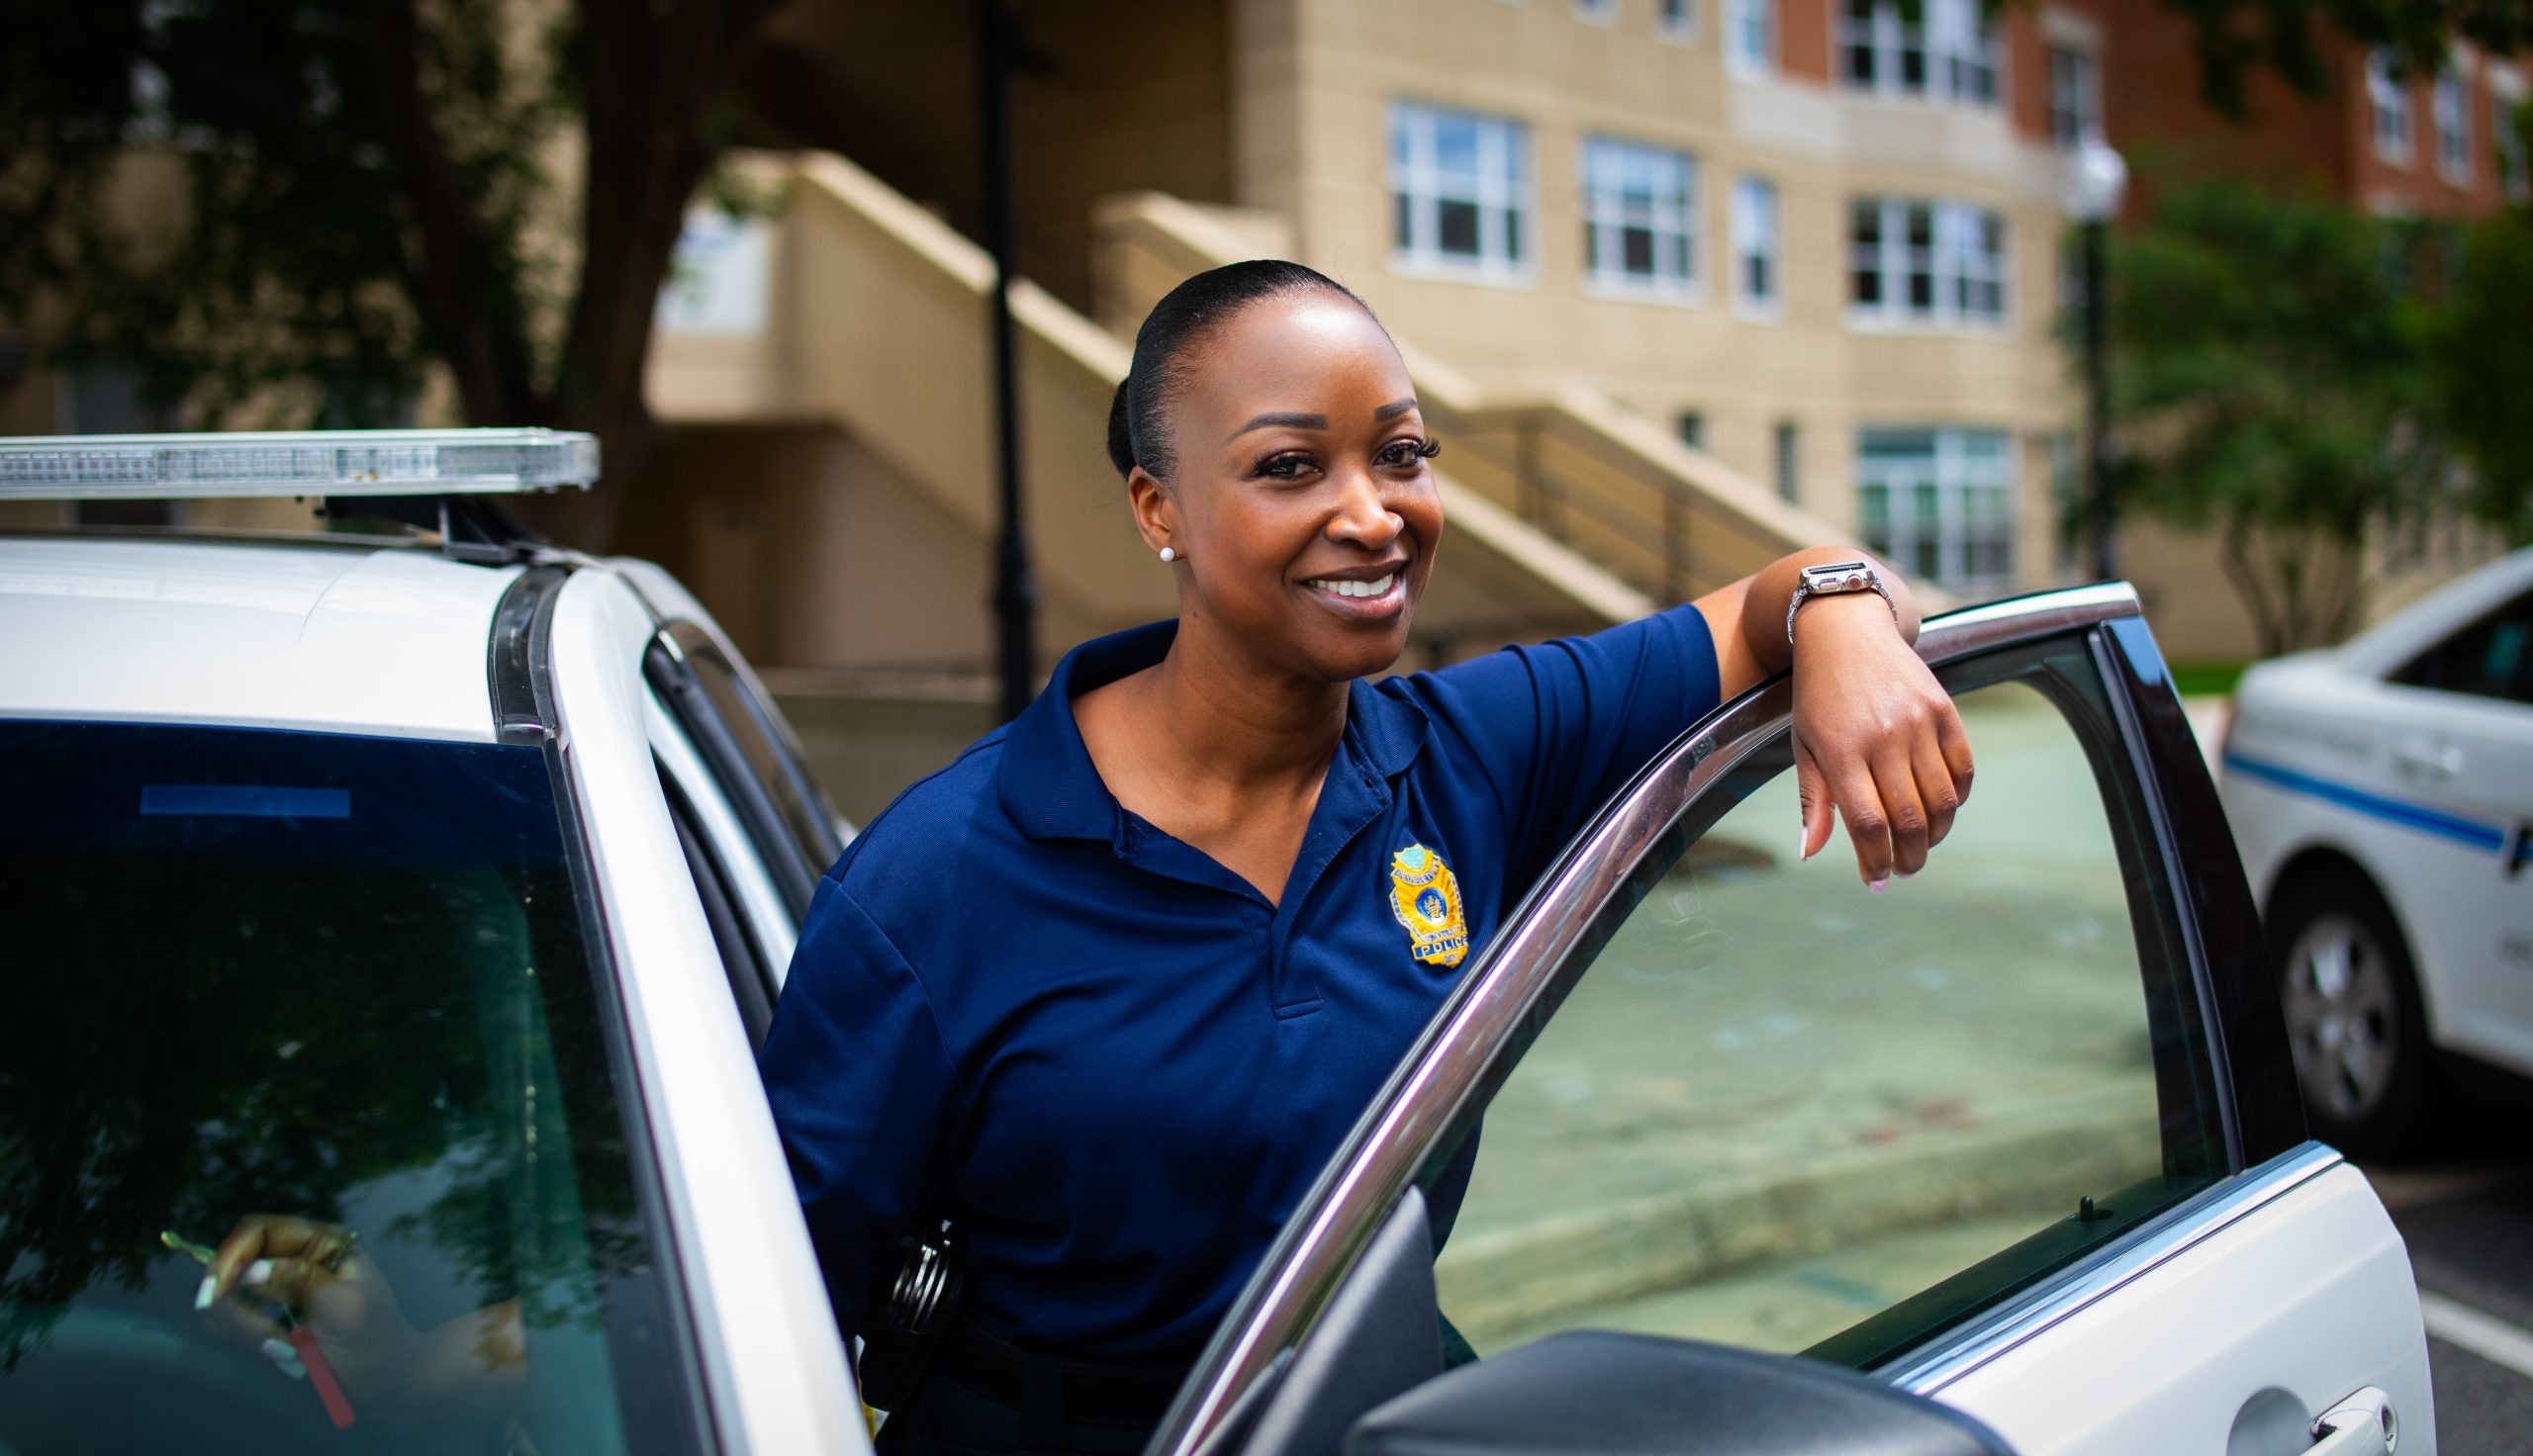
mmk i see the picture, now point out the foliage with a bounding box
[2151,0,2532,116]
[2425,208,2533,542]
[2102,176,2443,655]
[0,0,782,547]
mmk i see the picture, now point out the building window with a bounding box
[2433,68,2473,182]
[2500,91,2530,201]
[1840,0,2000,106]
[2048,45,2100,146]
[1678,410,1707,449]
[2370,50,2413,164]
[1774,420,1801,502]
[1575,0,1619,23]
[1660,0,1698,42]
[1732,176,1781,313]
[1389,102,1534,280]
[1857,427,2016,592]
[1848,197,2007,327]
[1727,0,1775,72]
[1582,137,1701,294]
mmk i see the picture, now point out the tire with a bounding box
[2268,865,2435,1160]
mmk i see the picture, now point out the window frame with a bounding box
[1388,101,1538,286]
[2498,88,2529,201]
[2048,44,2101,147]
[1847,196,2009,331]
[1856,424,2018,593]
[1147,587,2304,1456]
[2370,49,2415,165]
[1726,0,1775,74]
[1731,175,1782,318]
[1580,135,1705,299]
[641,620,840,919]
[2433,67,2474,183]
[1840,0,2002,108]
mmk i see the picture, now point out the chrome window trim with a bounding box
[1890,1140,2344,1394]
[1151,583,2147,1456]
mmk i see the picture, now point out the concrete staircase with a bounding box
[648,149,1870,668]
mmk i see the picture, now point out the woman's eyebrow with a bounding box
[1228,410,1327,440]
[1374,398,1419,421]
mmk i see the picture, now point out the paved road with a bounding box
[2360,1150,2533,1456]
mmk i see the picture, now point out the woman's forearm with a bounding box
[1741,547,1921,679]
[1698,548,1923,701]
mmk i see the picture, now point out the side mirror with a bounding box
[1346,1330,2017,1456]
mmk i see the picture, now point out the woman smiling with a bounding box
[761,260,1973,1456]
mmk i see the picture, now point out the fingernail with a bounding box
[1797,829,1811,863]
[195,1274,218,1311]
[1868,876,1890,893]
[1894,868,1916,880]
[261,1338,308,1379]
[244,1258,274,1289]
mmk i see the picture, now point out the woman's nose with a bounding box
[1326,468,1404,549]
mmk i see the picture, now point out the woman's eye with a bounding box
[1378,437,1439,469]
[1257,452,1317,480]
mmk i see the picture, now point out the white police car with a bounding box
[2219,549,2533,1157]
[0,432,2432,1456]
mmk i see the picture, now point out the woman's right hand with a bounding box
[200,1214,422,1402]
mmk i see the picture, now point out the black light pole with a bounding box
[980,0,1038,722]
[2081,217,2113,582]
[2065,131,2127,584]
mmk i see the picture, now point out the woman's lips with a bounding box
[1298,570,1406,621]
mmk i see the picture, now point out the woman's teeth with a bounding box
[1306,573,1396,599]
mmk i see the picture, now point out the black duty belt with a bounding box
[931,1316,1190,1430]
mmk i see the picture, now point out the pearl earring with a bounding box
[1159,546,1176,563]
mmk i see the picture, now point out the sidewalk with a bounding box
[1434,683,2189,1354]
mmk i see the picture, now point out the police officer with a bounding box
[762,260,1973,1456]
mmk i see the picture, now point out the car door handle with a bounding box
[2392,736,2463,780]
[2308,1386,2396,1454]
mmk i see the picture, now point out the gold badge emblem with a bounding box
[1387,844,1468,967]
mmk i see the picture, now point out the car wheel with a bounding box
[2271,867,2433,1159]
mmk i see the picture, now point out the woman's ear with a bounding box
[1127,467,1178,560]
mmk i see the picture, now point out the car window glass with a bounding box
[647,689,798,982]
[2392,587,2533,705]
[0,720,697,1456]
[1430,645,2228,1372]
[660,622,846,873]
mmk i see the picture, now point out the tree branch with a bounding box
[365,0,536,422]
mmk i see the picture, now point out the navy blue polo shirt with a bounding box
[761,605,1720,1365]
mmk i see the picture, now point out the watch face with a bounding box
[1804,562,1873,592]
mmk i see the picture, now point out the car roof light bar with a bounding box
[0,428,599,500]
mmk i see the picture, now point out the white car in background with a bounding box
[2220,548,2533,1156]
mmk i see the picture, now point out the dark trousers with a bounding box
[876,1364,1160,1456]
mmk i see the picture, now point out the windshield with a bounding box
[0,721,696,1455]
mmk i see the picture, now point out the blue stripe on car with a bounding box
[2221,751,2507,855]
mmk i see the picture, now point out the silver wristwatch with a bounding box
[1785,560,1897,645]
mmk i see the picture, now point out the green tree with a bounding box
[0,0,782,547]
[2160,0,2533,116]
[2103,177,2442,654]
[2425,191,2533,542]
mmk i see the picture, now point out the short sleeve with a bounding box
[1389,602,1721,889]
[760,876,971,1344]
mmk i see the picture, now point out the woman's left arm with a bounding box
[1693,548,1973,888]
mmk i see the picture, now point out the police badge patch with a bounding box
[1387,843,1468,967]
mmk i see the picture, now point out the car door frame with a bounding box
[1145,583,2311,1456]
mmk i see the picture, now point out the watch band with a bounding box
[1786,561,1897,646]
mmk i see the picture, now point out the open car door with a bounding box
[1149,585,2432,1456]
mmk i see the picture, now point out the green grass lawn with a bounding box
[2167,661,2250,697]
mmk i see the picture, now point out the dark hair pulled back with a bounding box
[1105,259,1366,483]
